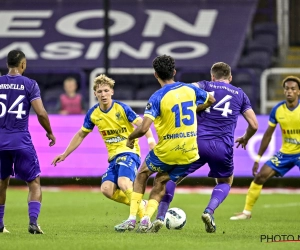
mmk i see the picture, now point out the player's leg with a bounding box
[27,176,43,234]
[114,157,154,232]
[13,146,44,234]
[230,152,294,220]
[139,163,190,233]
[152,159,204,233]
[117,153,147,219]
[137,171,171,233]
[201,139,233,233]
[0,150,13,233]
[205,175,233,215]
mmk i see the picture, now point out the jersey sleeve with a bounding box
[268,105,278,127]
[197,80,209,90]
[120,102,140,123]
[144,92,161,121]
[187,84,208,105]
[28,81,41,102]
[240,92,252,114]
[81,108,95,132]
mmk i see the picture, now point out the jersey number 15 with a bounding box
[171,101,194,127]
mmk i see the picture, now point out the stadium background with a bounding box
[0,0,299,187]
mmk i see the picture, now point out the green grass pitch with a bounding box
[1,189,299,250]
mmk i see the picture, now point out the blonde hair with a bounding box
[93,74,115,91]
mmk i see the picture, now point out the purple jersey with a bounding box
[0,74,41,150]
[196,81,252,146]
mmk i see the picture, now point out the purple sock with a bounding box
[156,181,176,221]
[206,183,231,214]
[28,201,41,225]
[0,205,4,228]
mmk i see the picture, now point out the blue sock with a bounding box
[156,181,176,221]
[0,205,4,228]
[206,183,231,214]
[28,201,41,225]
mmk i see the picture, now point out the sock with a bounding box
[145,199,159,219]
[124,188,145,219]
[129,192,143,219]
[111,189,130,205]
[156,180,176,221]
[244,181,263,213]
[0,205,4,228]
[28,201,41,226]
[206,183,231,214]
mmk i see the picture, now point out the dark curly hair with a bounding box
[7,50,26,67]
[152,55,175,81]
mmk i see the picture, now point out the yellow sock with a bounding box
[123,189,146,218]
[144,199,159,219]
[111,189,130,205]
[244,181,263,212]
[130,192,143,217]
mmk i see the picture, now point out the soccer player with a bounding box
[230,76,300,220]
[149,62,258,233]
[114,55,215,233]
[51,74,155,218]
[0,50,56,234]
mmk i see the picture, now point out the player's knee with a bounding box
[101,185,113,198]
[254,173,267,185]
[117,178,132,191]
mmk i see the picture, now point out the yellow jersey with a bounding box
[269,100,300,154]
[144,82,209,164]
[81,101,141,161]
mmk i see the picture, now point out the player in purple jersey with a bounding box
[149,62,258,233]
[0,50,55,234]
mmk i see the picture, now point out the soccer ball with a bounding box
[164,207,187,230]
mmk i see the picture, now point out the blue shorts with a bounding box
[101,152,141,185]
[184,139,234,178]
[0,146,41,182]
[145,150,192,182]
[265,151,300,177]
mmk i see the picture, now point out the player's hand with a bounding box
[235,136,248,149]
[51,154,66,166]
[126,138,135,149]
[252,162,259,176]
[47,133,56,147]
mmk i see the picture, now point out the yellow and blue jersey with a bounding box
[81,100,141,161]
[269,100,300,154]
[144,82,209,164]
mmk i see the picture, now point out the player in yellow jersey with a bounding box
[51,74,156,218]
[230,76,300,220]
[115,55,215,232]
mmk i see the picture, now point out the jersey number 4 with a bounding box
[171,101,195,127]
[0,94,26,119]
[205,91,233,117]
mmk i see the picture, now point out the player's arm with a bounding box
[133,118,156,149]
[256,125,276,157]
[196,93,215,112]
[127,117,153,149]
[51,129,89,166]
[235,109,258,149]
[31,98,56,146]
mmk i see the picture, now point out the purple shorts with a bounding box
[0,146,41,182]
[185,139,234,178]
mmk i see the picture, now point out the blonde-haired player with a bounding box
[52,74,156,218]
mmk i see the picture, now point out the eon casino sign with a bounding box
[0,0,257,69]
